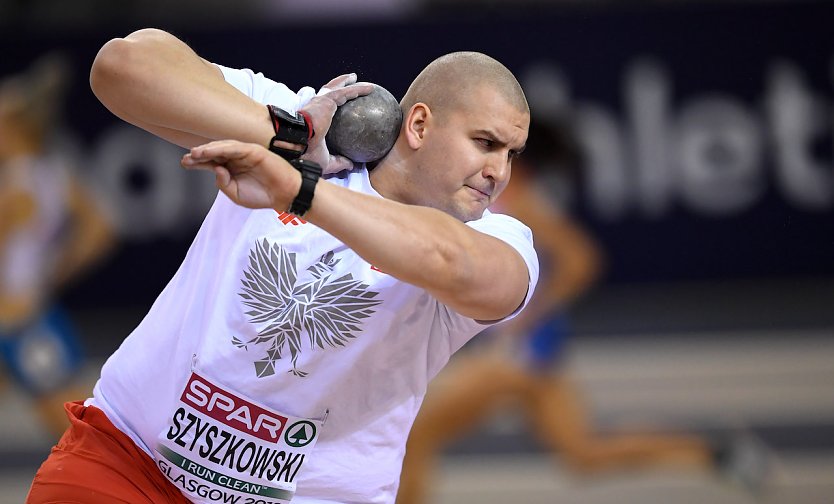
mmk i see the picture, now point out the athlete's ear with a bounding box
[403,103,431,150]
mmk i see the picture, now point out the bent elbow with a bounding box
[90,38,124,95]
[90,29,164,108]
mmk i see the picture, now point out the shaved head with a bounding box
[371,51,530,221]
[400,52,529,120]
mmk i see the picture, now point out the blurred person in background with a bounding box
[0,54,115,437]
[397,117,771,504]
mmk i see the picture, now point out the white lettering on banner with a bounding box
[521,57,834,219]
[628,60,673,217]
[182,373,286,442]
[573,104,629,219]
[185,377,211,406]
[768,61,834,210]
[676,94,764,215]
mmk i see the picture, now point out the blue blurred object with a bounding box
[523,312,571,371]
[0,306,84,395]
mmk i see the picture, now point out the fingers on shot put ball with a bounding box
[325,85,403,164]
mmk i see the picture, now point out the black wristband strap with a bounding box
[288,159,322,217]
[267,105,310,161]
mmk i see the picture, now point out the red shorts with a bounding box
[27,401,191,503]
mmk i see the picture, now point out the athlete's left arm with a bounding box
[182,140,532,321]
[310,185,532,321]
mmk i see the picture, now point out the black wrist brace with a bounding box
[267,105,314,161]
[288,159,322,216]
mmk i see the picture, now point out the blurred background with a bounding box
[0,0,832,502]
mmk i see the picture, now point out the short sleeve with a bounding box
[216,64,316,110]
[466,211,540,322]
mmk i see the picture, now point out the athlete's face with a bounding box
[411,85,529,222]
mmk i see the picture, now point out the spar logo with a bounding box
[181,373,287,443]
[284,420,316,448]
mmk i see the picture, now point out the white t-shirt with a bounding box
[89,66,539,504]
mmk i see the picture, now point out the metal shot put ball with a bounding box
[325,85,403,164]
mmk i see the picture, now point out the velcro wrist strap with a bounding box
[297,110,316,140]
[267,105,310,160]
[288,159,322,217]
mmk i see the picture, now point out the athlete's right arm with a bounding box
[90,28,275,150]
[90,29,371,174]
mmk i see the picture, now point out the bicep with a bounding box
[432,230,533,322]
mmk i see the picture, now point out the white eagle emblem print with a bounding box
[233,239,383,378]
